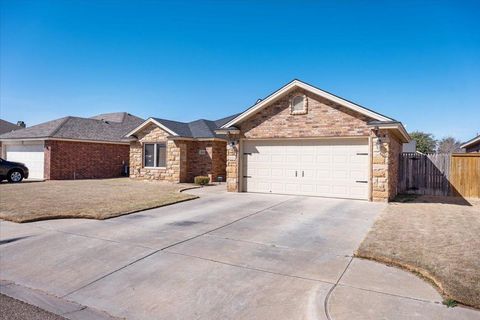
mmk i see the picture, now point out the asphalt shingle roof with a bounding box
[151,113,240,139]
[0,112,144,143]
[0,119,22,135]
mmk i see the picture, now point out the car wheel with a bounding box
[7,170,24,183]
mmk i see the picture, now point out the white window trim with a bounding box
[143,143,167,169]
[290,94,308,115]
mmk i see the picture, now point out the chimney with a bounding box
[17,121,26,128]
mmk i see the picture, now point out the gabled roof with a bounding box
[127,113,240,139]
[222,79,394,128]
[0,112,144,143]
[0,119,22,135]
[460,135,480,149]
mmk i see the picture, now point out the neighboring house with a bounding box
[0,112,143,180]
[127,79,409,202]
[0,119,24,134]
[126,115,238,183]
[0,119,25,155]
[402,140,417,153]
[460,135,480,153]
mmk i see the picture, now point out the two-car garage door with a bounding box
[242,139,369,200]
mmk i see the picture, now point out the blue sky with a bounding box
[1,0,479,141]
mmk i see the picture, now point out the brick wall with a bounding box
[45,140,129,180]
[129,123,226,183]
[225,88,403,201]
[187,140,226,182]
[239,88,373,139]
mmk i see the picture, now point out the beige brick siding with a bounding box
[240,88,373,139]
[129,123,227,183]
[225,88,402,202]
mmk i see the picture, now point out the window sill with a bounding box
[144,166,167,169]
[290,109,308,115]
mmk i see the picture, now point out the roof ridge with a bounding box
[49,116,72,137]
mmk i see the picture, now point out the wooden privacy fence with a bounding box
[450,154,480,198]
[398,152,480,198]
[398,153,451,196]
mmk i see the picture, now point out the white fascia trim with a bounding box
[125,118,178,137]
[0,138,130,145]
[222,80,392,128]
[168,137,227,142]
[460,135,480,149]
[214,129,241,134]
[368,123,411,142]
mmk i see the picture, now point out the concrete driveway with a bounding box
[1,185,478,319]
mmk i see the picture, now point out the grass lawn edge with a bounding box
[0,193,199,223]
[353,250,479,310]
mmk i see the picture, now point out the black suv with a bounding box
[0,158,29,183]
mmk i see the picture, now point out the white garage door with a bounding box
[5,143,45,179]
[242,139,369,200]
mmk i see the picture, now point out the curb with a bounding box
[0,280,122,319]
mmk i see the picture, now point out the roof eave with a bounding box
[221,79,393,128]
[214,128,240,135]
[367,122,411,143]
[125,118,179,138]
[0,137,130,145]
[460,135,480,149]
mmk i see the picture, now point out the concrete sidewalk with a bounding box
[1,185,479,319]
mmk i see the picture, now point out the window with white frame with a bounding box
[291,95,307,114]
[144,143,166,168]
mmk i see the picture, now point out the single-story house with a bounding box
[127,79,410,202]
[0,112,143,179]
[0,119,24,134]
[126,115,237,183]
[0,119,25,156]
[460,135,480,153]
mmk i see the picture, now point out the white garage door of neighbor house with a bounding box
[242,139,369,200]
[5,144,45,179]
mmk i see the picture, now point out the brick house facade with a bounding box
[0,112,143,180]
[127,119,229,183]
[218,80,409,202]
[44,140,130,180]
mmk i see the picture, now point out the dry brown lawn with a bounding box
[356,195,480,309]
[0,178,198,223]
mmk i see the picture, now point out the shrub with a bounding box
[194,176,210,185]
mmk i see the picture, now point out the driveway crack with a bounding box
[324,256,354,320]
[61,197,294,298]
[164,250,334,285]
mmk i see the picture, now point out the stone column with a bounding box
[371,129,390,202]
[167,140,185,183]
[226,137,240,192]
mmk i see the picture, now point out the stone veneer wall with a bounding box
[226,138,239,192]
[129,124,186,182]
[130,123,226,183]
[371,129,402,201]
